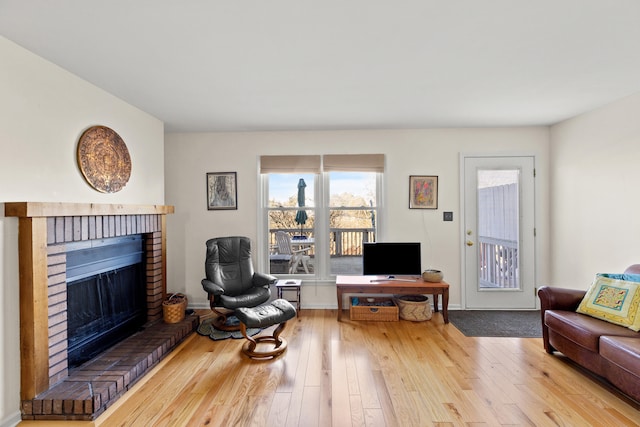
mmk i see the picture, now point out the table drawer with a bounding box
[350,297,398,321]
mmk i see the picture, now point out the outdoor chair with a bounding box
[201,236,277,331]
[273,231,311,274]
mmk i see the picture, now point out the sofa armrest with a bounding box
[537,286,587,354]
[538,286,586,312]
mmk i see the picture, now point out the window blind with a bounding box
[260,155,322,173]
[260,154,384,173]
[323,154,385,172]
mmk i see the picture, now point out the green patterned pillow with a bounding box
[577,274,640,331]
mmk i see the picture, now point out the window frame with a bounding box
[257,156,384,280]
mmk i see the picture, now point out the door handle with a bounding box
[466,240,474,246]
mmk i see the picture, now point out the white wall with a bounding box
[0,36,165,426]
[549,92,640,288]
[164,128,550,311]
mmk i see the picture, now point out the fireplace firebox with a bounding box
[66,235,147,367]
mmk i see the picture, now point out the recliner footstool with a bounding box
[235,299,297,359]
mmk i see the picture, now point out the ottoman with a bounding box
[235,299,297,359]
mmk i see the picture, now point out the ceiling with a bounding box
[2,1,640,133]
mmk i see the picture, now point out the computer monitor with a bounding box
[362,242,421,276]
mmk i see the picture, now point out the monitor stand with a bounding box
[370,275,418,283]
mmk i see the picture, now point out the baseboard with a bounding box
[299,303,338,309]
[189,302,463,311]
[188,302,339,310]
[0,411,21,427]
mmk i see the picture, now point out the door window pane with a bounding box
[477,169,520,289]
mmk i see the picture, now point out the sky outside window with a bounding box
[269,172,376,207]
[269,173,315,206]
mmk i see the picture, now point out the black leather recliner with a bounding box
[201,236,277,330]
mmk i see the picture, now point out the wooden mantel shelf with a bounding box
[5,202,174,218]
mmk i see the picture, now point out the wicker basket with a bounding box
[163,293,187,323]
[395,295,432,321]
[422,269,444,282]
[350,297,398,321]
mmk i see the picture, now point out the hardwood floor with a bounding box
[20,309,640,426]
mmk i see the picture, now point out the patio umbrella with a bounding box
[370,199,375,228]
[295,178,308,236]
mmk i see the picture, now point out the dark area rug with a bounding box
[448,310,542,337]
[197,315,262,341]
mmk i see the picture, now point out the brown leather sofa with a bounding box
[538,264,640,403]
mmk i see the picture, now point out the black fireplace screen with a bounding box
[66,236,146,367]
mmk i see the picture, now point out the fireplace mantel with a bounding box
[5,201,174,218]
[5,202,174,403]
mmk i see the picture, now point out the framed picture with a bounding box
[207,172,237,210]
[409,175,438,209]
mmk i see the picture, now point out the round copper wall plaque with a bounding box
[77,126,132,193]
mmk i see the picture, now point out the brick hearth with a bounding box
[21,315,198,421]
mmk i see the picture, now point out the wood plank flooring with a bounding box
[20,309,640,426]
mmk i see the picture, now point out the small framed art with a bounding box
[207,172,237,210]
[409,175,438,209]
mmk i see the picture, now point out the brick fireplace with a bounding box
[5,202,197,421]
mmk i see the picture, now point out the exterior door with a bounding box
[462,155,536,309]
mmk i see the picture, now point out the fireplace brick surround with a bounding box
[5,202,197,421]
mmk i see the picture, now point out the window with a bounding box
[260,155,383,278]
[328,171,377,275]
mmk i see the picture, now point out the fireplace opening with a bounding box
[66,235,147,367]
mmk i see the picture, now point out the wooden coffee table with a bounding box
[336,275,449,323]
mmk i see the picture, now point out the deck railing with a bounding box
[269,228,375,256]
[478,236,518,288]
